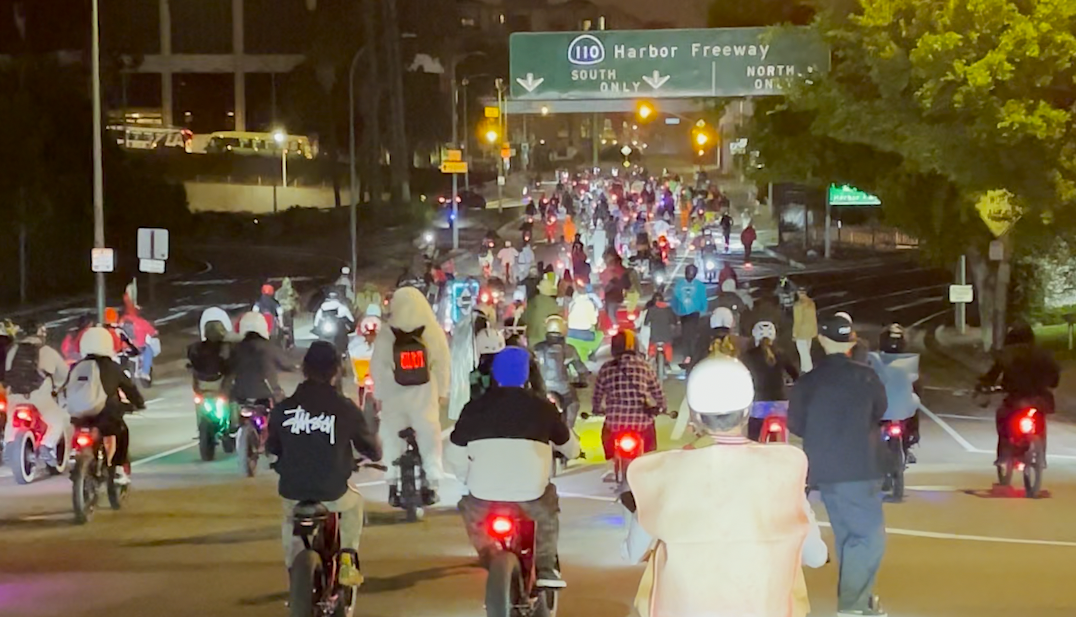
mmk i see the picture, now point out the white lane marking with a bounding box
[818,522,1076,548]
[911,308,950,329]
[905,485,961,491]
[144,398,165,406]
[823,284,948,311]
[560,491,616,503]
[938,414,993,422]
[888,296,944,312]
[130,442,199,467]
[172,278,240,287]
[919,404,978,453]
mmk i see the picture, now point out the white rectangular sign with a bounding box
[949,284,974,304]
[91,248,115,273]
[137,228,169,261]
[139,258,166,274]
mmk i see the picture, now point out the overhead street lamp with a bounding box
[272,130,288,214]
[449,51,487,249]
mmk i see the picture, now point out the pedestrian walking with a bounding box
[788,313,889,617]
[741,222,757,264]
[792,289,817,372]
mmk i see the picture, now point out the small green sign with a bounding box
[509,27,830,100]
[828,184,881,206]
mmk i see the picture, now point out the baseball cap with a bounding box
[819,313,854,343]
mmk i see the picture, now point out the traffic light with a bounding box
[691,119,715,161]
[636,101,655,122]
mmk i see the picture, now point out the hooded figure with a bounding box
[521,276,562,345]
[370,287,452,494]
[448,308,478,421]
[189,308,233,385]
[4,323,70,467]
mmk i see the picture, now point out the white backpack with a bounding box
[63,359,108,419]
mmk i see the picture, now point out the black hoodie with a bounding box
[268,381,382,502]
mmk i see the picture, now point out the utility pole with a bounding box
[348,46,368,280]
[451,74,460,249]
[382,0,411,205]
[363,0,383,207]
[92,0,106,322]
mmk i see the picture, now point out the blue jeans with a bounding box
[818,480,886,611]
[141,344,155,377]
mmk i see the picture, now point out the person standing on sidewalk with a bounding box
[788,313,889,617]
[741,222,757,264]
[792,289,818,372]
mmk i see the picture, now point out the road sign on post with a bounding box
[484,106,500,118]
[949,284,974,304]
[91,248,114,273]
[828,185,881,206]
[139,258,166,274]
[440,161,469,174]
[509,27,829,100]
[137,228,169,260]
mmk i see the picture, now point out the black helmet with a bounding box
[879,323,906,353]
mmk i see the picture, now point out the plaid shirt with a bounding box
[592,352,666,430]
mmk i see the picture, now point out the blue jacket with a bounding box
[672,278,708,316]
[867,352,920,421]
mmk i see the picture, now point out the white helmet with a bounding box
[359,315,381,335]
[79,327,115,358]
[341,266,351,276]
[364,302,382,318]
[686,356,755,415]
[721,278,737,293]
[752,321,777,345]
[475,328,506,355]
[710,307,735,329]
[238,311,270,339]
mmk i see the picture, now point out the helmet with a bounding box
[104,307,120,325]
[359,316,381,335]
[327,289,340,300]
[261,284,275,296]
[686,356,755,415]
[545,315,567,337]
[879,323,906,353]
[341,266,351,276]
[79,326,115,358]
[752,321,777,345]
[710,307,735,330]
[475,328,507,355]
[492,346,530,387]
[238,311,270,339]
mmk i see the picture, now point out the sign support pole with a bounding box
[824,194,832,259]
[451,76,460,250]
[591,113,599,171]
[959,254,968,333]
[91,0,107,323]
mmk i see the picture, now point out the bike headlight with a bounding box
[321,321,337,334]
[706,260,716,269]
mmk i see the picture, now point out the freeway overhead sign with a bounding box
[509,27,828,100]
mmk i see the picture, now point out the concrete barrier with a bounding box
[185,182,353,213]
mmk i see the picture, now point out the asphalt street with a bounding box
[1,218,1075,617]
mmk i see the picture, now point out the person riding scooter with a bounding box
[533,315,591,428]
[3,320,70,476]
[254,284,284,335]
[866,323,922,461]
[978,322,1059,464]
[226,312,294,407]
[449,346,579,589]
[188,308,233,391]
[315,289,356,356]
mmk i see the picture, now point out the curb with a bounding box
[925,324,986,377]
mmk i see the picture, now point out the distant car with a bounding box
[437,190,487,210]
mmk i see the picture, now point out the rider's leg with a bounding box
[457,493,496,565]
[377,411,407,483]
[331,487,365,585]
[37,396,69,461]
[410,405,445,484]
[141,344,155,378]
[519,484,563,585]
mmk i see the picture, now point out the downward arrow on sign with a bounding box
[642,70,671,90]
[516,73,545,93]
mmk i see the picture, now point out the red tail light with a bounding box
[887,423,903,437]
[194,394,204,405]
[768,420,783,433]
[616,433,641,456]
[75,432,93,448]
[489,516,514,537]
[14,406,34,423]
[1017,414,1036,435]
[0,400,6,412]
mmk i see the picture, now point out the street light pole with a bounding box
[451,75,460,250]
[496,78,505,213]
[462,78,469,190]
[91,0,106,322]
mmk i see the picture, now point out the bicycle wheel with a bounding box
[71,456,97,524]
[485,551,521,617]
[288,550,322,617]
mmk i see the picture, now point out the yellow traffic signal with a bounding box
[485,129,499,144]
[695,132,709,146]
[637,101,655,121]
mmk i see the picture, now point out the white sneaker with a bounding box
[536,570,567,589]
[113,468,132,486]
[837,596,887,617]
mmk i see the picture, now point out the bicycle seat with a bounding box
[293,501,330,520]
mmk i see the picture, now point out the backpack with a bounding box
[7,342,45,396]
[392,327,430,386]
[64,358,108,418]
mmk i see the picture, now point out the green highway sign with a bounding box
[509,27,829,100]
[828,184,882,206]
